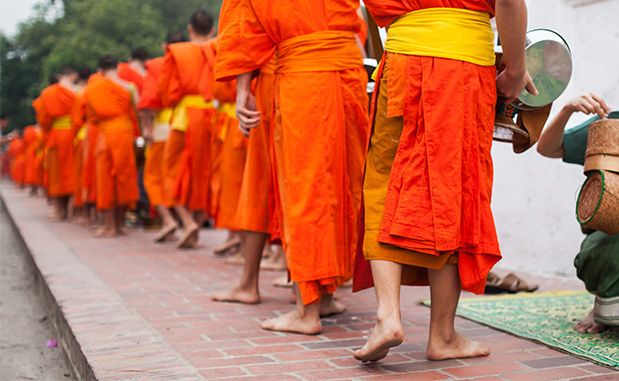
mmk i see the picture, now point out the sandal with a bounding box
[496,273,539,293]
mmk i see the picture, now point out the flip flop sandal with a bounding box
[496,273,539,293]
[484,272,506,294]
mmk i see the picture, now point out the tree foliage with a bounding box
[0,0,221,131]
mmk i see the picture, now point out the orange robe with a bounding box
[355,0,500,295]
[8,138,26,185]
[35,84,76,197]
[211,78,247,229]
[22,125,42,186]
[32,98,48,190]
[216,10,279,237]
[71,93,88,207]
[84,77,139,210]
[158,41,216,213]
[118,62,145,95]
[139,57,171,208]
[214,0,370,305]
[83,74,104,204]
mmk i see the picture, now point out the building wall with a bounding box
[492,0,619,276]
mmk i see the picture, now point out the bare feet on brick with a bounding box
[260,309,321,335]
[177,225,198,249]
[93,226,116,238]
[353,316,404,362]
[154,223,177,243]
[211,287,260,305]
[319,294,347,317]
[426,332,490,361]
[575,310,607,334]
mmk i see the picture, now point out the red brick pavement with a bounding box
[1,182,616,381]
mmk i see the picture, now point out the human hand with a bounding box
[236,73,260,136]
[564,93,611,119]
[496,69,538,104]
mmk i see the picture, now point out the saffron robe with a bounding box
[85,77,139,210]
[214,0,370,305]
[356,0,500,295]
[159,41,216,212]
[22,125,42,186]
[140,57,171,207]
[8,138,26,185]
[35,83,77,197]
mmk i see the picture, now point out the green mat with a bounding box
[424,291,619,369]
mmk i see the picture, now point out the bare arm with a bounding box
[537,93,611,158]
[495,0,536,102]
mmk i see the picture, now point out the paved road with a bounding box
[0,201,73,381]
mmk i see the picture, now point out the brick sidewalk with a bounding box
[1,182,616,381]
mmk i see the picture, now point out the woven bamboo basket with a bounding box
[584,118,619,173]
[576,170,619,235]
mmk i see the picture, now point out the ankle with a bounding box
[376,309,401,325]
[429,328,457,345]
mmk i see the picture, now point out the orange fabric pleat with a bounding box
[144,142,169,207]
[72,139,84,207]
[22,126,41,186]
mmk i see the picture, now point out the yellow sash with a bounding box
[385,8,495,67]
[155,108,173,124]
[171,95,214,132]
[51,116,72,130]
[76,126,86,140]
[217,102,237,141]
[153,108,173,142]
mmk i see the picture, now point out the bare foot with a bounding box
[93,227,116,238]
[225,252,245,266]
[261,310,321,335]
[211,287,260,304]
[427,332,490,361]
[273,274,293,288]
[353,318,404,362]
[574,310,607,334]
[260,254,287,271]
[319,297,347,317]
[213,236,241,256]
[177,226,199,249]
[154,223,177,243]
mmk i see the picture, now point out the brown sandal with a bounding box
[496,273,539,293]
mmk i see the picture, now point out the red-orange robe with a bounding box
[211,79,247,229]
[8,138,26,185]
[139,56,171,208]
[35,84,77,197]
[118,62,145,95]
[82,73,104,204]
[22,125,42,186]
[354,0,501,295]
[71,93,88,207]
[158,41,216,213]
[84,77,139,210]
[214,0,370,305]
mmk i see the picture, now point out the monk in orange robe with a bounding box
[22,125,43,195]
[8,136,26,186]
[84,56,139,237]
[353,0,536,362]
[158,10,217,249]
[118,48,149,95]
[214,0,370,334]
[139,33,185,242]
[211,9,282,304]
[34,67,78,221]
[69,69,93,223]
[81,73,104,225]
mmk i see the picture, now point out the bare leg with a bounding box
[260,244,287,271]
[426,263,490,360]
[319,292,347,317]
[213,231,241,255]
[175,205,198,249]
[261,285,322,335]
[59,196,70,220]
[114,206,127,235]
[154,205,178,243]
[354,260,404,362]
[574,309,607,334]
[212,231,268,304]
[94,209,116,237]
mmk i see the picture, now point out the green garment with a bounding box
[574,231,619,298]
[564,111,619,298]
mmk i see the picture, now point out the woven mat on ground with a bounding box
[423,291,619,369]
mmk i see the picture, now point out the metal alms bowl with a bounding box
[515,28,573,110]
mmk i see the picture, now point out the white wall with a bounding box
[492,0,619,276]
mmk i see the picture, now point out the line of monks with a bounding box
[3,0,533,364]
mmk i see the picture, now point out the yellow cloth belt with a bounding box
[171,95,214,132]
[51,116,72,130]
[385,8,495,67]
[155,108,173,124]
[277,30,363,73]
[217,102,237,141]
[76,126,86,141]
[153,108,172,142]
